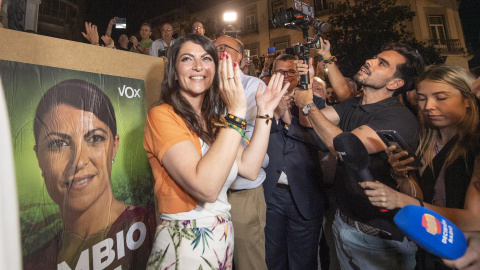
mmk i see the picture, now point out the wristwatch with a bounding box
[302,103,315,116]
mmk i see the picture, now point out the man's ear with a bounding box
[236,53,243,66]
[386,78,405,91]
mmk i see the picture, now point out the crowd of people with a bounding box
[21,16,480,270]
[138,21,480,269]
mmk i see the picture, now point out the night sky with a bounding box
[84,0,178,38]
[83,0,480,60]
[459,0,480,53]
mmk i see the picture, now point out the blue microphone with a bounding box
[394,205,467,260]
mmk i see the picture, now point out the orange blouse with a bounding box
[143,103,199,213]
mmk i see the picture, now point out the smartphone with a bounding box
[268,47,276,55]
[376,130,423,168]
[115,18,126,29]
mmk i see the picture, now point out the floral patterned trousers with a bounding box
[146,214,234,270]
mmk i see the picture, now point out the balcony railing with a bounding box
[428,39,463,53]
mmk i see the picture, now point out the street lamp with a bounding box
[223,12,237,22]
[223,11,240,38]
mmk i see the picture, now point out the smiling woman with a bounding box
[144,34,288,269]
[24,79,156,270]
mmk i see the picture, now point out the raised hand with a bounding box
[263,56,274,72]
[129,36,139,47]
[294,57,314,84]
[101,35,115,48]
[294,87,314,108]
[256,72,289,116]
[109,17,118,27]
[218,52,247,118]
[274,95,294,120]
[316,37,332,58]
[81,22,99,45]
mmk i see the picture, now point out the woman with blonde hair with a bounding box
[360,65,480,269]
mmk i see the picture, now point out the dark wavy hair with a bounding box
[161,33,225,144]
[33,79,116,144]
[381,43,425,95]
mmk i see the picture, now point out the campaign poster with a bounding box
[0,60,156,270]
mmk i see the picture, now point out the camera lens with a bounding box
[383,134,394,142]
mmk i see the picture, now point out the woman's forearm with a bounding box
[237,109,273,180]
[162,127,242,203]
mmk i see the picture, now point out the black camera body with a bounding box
[293,45,310,89]
[272,0,330,90]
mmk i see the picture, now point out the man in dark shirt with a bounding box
[264,54,328,269]
[294,43,424,270]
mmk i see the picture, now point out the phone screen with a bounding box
[116,18,126,29]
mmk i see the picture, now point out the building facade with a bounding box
[147,0,469,69]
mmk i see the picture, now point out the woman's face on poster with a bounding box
[34,104,119,213]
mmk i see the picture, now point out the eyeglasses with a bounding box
[193,26,204,30]
[216,44,240,54]
[274,69,297,77]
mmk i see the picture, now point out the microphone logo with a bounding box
[422,214,441,235]
[336,151,346,161]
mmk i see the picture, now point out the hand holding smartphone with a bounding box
[115,18,126,29]
[376,130,423,168]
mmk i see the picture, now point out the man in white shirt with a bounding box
[149,23,175,57]
[214,35,268,270]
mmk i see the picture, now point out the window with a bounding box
[275,41,289,55]
[244,7,257,33]
[314,0,334,16]
[272,0,284,15]
[40,0,69,20]
[428,15,447,46]
[249,48,259,65]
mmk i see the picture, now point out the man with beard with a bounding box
[294,43,424,270]
[264,54,328,269]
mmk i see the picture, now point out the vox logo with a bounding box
[118,85,141,98]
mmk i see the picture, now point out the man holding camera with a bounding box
[149,23,175,57]
[294,43,424,270]
[263,54,328,269]
[130,23,152,55]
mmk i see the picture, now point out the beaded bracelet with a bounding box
[214,116,250,145]
[227,122,250,145]
[225,113,247,130]
[323,56,337,64]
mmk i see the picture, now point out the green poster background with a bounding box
[0,60,154,256]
